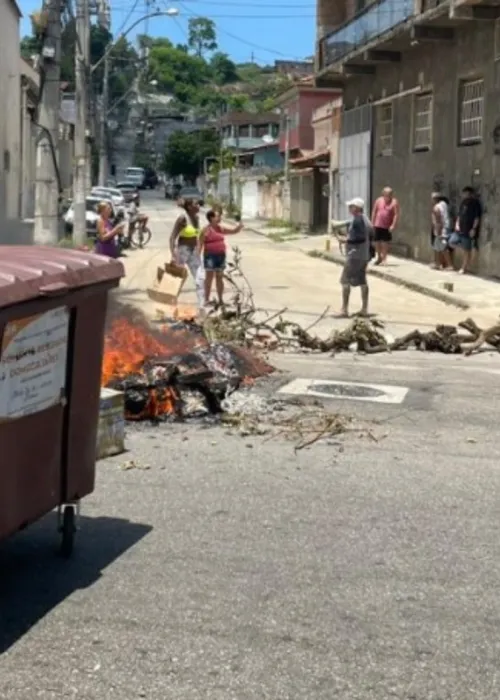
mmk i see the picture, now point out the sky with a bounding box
[18,0,316,65]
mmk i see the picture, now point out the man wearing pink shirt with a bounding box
[371,186,400,266]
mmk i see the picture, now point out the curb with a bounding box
[306,250,471,310]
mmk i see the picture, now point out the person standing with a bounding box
[95,202,124,258]
[339,197,372,317]
[454,186,482,274]
[430,193,453,270]
[371,186,400,265]
[197,209,242,307]
[169,198,204,306]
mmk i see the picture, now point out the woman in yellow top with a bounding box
[170,197,204,306]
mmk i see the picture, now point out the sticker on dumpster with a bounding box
[0,307,69,419]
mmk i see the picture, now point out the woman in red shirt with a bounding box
[197,209,242,306]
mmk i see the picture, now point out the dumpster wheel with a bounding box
[60,505,76,558]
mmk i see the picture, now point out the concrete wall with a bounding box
[0,2,21,218]
[317,0,348,39]
[258,182,284,220]
[341,20,500,274]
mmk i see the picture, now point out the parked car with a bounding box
[179,186,204,204]
[64,196,116,236]
[91,186,126,214]
[116,181,140,206]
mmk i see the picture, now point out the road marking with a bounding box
[278,378,409,404]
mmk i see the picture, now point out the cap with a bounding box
[346,197,365,209]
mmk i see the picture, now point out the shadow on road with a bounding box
[0,513,152,654]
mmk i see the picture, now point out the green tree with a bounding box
[21,21,139,120]
[227,94,249,111]
[147,39,210,96]
[163,129,220,180]
[210,52,238,85]
[188,17,217,57]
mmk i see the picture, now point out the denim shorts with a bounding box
[458,234,473,251]
[204,252,226,271]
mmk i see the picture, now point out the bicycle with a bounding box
[128,215,152,249]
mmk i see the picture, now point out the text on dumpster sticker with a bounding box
[0,307,69,419]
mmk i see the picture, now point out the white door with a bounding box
[338,105,372,219]
[241,179,259,219]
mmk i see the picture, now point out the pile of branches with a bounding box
[203,248,500,356]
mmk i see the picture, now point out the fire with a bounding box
[101,315,207,420]
[102,317,171,386]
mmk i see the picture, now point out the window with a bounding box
[459,78,484,145]
[377,103,393,156]
[495,19,500,60]
[237,125,250,138]
[413,93,433,151]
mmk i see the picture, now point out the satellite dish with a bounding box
[262,134,274,144]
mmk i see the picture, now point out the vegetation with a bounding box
[162,129,221,180]
[21,15,292,175]
[21,20,139,123]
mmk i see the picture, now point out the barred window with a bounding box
[413,93,433,151]
[459,79,484,145]
[377,103,393,156]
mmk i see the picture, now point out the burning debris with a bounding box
[102,302,273,422]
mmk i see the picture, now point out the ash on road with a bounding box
[2,193,500,700]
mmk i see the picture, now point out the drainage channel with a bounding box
[278,378,409,405]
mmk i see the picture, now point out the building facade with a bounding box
[316,0,500,274]
[1,0,22,219]
[276,81,341,157]
[219,111,280,151]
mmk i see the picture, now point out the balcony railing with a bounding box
[320,0,415,69]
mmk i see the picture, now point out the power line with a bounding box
[172,0,306,59]
[114,0,141,34]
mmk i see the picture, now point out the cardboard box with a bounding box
[97,388,125,460]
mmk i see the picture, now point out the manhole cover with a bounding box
[278,378,409,405]
[313,383,385,399]
[268,285,289,290]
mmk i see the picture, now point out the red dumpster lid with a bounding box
[0,246,124,309]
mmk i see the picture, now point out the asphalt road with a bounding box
[2,192,500,699]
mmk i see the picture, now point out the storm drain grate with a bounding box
[278,378,409,405]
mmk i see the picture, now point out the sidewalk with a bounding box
[242,220,500,313]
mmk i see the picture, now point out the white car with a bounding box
[64,196,116,235]
[91,187,126,214]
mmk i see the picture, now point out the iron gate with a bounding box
[338,104,372,219]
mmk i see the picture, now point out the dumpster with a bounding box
[0,246,124,556]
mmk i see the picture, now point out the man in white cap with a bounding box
[339,197,373,317]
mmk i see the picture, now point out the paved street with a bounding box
[2,192,500,699]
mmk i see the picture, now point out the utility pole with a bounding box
[98,52,110,185]
[283,113,291,220]
[73,0,90,245]
[34,0,62,245]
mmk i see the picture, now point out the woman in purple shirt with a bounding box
[94,201,124,258]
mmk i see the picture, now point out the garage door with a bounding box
[338,105,372,219]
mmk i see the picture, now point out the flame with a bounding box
[102,317,185,419]
[102,318,171,387]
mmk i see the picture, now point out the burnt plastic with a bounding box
[0,247,123,541]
